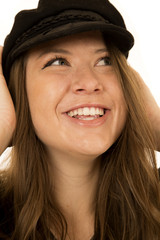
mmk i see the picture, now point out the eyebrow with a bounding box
[37,47,109,59]
[37,48,72,59]
[95,48,109,53]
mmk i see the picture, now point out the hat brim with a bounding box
[3,18,134,83]
[10,20,133,62]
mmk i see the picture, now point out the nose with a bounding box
[71,67,103,94]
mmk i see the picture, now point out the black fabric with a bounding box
[0,190,14,239]
[2,0,134,82]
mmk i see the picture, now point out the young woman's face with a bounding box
[26,31,127,160]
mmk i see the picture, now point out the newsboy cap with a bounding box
[2,0,134,82]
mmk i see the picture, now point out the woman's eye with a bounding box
[97,57,111,66]
[43,57,69,69]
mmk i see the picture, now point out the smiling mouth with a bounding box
[66,107,107,120]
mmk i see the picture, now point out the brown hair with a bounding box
[0,46,160,240]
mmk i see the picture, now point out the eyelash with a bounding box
[42,55,111,69]
[42,56,69,69]
[98,56,111,66]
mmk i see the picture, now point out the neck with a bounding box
[48,151,101,239]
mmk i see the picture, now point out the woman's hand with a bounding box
[133,68,160,152]
[0,46,16,155]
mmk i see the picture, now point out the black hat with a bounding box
[2,0,134,82]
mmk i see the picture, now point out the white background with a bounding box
[0,0,160,167]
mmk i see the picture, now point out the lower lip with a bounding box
[63,110,111,127]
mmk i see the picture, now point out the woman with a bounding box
[0,0,160,239]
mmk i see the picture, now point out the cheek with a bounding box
[26,80,53,132]
[105,74,127,110]
[107,78,127,135]
[26,76,69,142]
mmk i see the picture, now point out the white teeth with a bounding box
[82,116,97,120]
[69,111,74,117]
[95,108,99,115]
[78,108,83,115]
[90,107,96,115]
[100,108,104,115]
[83,107,90,116]
[73,109,78,116]
[67,107,105,118]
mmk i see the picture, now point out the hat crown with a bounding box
[37,0,124,27]
[38,0,107,9]
[2,0,134,82]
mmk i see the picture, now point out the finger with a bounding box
[0,46,4,77]
[0,46,7,86]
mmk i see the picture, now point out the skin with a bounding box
[0,46,16,154]
[26,31,127,239]
[26,31,127,161]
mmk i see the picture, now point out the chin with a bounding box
[74,140,112,158]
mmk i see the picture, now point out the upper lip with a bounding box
[63,103,111,113]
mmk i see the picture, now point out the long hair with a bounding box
[0,45,160,240]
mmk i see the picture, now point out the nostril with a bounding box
[75,88,101,93]
[77,89,85,92]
